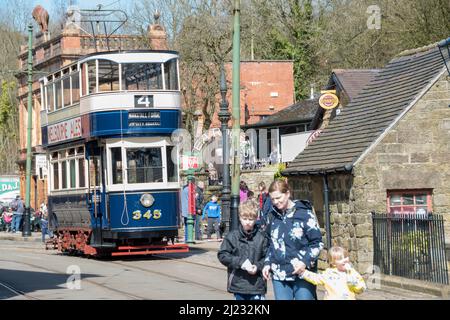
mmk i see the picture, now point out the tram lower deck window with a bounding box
[111,147,123,184]
[126,148,163,183]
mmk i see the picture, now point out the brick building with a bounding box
[206,60,294,129]
[15,9,162,210]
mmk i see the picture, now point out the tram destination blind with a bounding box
[128,111,161,127]
[134,95,154,108]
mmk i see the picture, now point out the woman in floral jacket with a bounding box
[262,179,324,300]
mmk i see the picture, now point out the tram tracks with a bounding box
[0,249,228,299]
[108,259,227,294]
[0,280,40,300]
[0,259,147,300]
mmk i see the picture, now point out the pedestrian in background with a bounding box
[40,202,50,242]
[202,194,221,240]
[239,181,249,203]
[180,179,191,243]
[218,200,269,300]
[11,195,24,233]
[300,246,366,300]
[1,207,13,232]
[257,181,272,224]
[194,181,205,241]
[262,179,324,300]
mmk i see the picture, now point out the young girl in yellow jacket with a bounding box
[300,246,366,300]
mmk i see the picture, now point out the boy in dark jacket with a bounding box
[217,200,269,300]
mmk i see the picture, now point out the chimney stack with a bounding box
[148,11,168,50]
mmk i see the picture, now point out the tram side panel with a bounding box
[107,191,180,240]
[48,193,91,231]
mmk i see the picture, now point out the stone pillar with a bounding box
[326,212,373,275]
[147,11,169,50]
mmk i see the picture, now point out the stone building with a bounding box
[15,8,165,210]
[317,69,379,130]
[238,68,378,166]
[282,41,450,274]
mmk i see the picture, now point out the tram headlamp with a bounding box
[140,193,155,208]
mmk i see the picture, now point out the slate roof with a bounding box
[283,43,447,175]
[330,69,379,101]
[244,98,318,129]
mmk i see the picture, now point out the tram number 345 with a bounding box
[132,209,161,220]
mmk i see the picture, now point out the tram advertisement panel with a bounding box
[48,117,82,144]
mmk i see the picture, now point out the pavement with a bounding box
[187,237,450,300]
[0,231,44,242]
[1,231,448,300]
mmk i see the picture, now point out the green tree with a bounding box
[0,81,19,174]
[251,0,324,100]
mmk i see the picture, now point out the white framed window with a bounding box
[49,145,87,193]
[106,137,179,192]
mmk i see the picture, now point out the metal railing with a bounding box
[372,212,449,285]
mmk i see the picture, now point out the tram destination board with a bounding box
[134,95,154,108]
[128,111,161,127]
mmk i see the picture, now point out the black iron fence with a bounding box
[372,212,449,285]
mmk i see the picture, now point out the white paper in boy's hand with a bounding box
[241,259,252,271]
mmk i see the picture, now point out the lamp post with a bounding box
[230,0,241,231]
[22,24,33,237]
[218,65,231,236]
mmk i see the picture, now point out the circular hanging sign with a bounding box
[319,93,339,110]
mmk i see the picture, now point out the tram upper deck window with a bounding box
[164,59,179,90]
[55,79,62,110]
[45,83,54,111]
[72,71,80,104]
[87,60,96,94]
[126,148,163,184]
[63,76,71,107]
[122,63,163,91]
[98,60,120,92]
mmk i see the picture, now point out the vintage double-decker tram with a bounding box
[39,50,188,256]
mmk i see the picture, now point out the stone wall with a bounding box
[288,174,372,274]
[240,165,279,194]
[354,73,450,241]
[288,74,450,273]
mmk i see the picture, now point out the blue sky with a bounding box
[33,0,131,14]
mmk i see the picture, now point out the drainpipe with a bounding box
[323,173,331,249]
